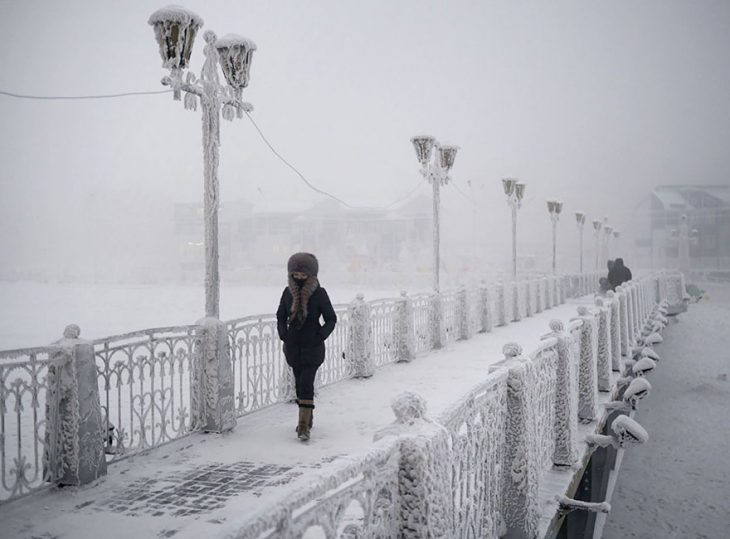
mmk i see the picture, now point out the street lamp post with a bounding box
[604,225,614,263]
[575,212,586,273]
[410,136,458,293]
[592,219,603,270]
[547,200,563,274]
[503,178,526,279]
[149,6,256,319]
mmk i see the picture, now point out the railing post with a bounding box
[496,282,507,327]
[374,392,453,538]
[535,278,543,313]
[606,291,622,371]
[594,298,612,392]
[43,324,107,487]
[192,317,237,432]
[395,291,415,363]
[545,277,553,308]
[478,281,493,333]
[347,293,375,377]
[499,343,540,539]
[545,320,579,466]
[430,292,444,349]
[558,275,566,304]
[573,307,598,422]
[625,284,635,346]
[616,285,630,358]
[457,285,471,340]
[512,281,522,322]
[525,280,533,317]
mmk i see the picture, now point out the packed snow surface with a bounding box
[603,282,730,538]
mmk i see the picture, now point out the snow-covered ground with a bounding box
[602,282,730,539]
[0,281,404,350]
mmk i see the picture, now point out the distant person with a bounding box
[608,257,632,290]
[599,260,615,293]
[276,253,337,442]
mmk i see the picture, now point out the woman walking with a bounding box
[276,253,337,441]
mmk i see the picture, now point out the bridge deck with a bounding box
[0,296,596,539]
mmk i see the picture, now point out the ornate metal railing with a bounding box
[528,338,559,472]
[439,370,508,538]
[441,289,460,343]
[0,347,54,503]
[370,298,399,367]
[317,305,350,386]
[92,326,197,462]
[1,269,661,506]
[411,293,432,354]
[229,437,401,539]
[227,314,289,415]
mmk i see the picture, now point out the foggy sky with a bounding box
[1,0,729,279]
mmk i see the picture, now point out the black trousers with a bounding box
[291,363,320,402]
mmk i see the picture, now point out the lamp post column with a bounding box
[502,179,525,281]
[576,212,586,274]
[410,136,458,294]
[592,219,602,271]
[201,33,222,318]
[512,203,518,279]
[548,200,563,275]
[432,175,441,292]
[604,225,613,265]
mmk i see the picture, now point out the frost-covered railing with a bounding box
[224,271,679,538]
[438,370,508,538]
[369,298,399,367]
[93,327,197,462]
[226,436,401,539]
[0,347,54,503]
[227,313,294,414]
[0,268,610,506]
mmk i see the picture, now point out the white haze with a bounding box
[1,0,729,284]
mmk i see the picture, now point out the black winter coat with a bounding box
[276,286,337,367]
[608,261,632,290]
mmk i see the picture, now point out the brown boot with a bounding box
[297,400,314,441]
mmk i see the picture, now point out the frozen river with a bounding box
[0,281,406,350]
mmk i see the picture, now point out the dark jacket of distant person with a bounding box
[608,258,632,290]
[276,275,337,367]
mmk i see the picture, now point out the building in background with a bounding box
[173,195,433,283]
[632,185,730,272]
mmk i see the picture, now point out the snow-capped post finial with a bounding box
[549,319,564,333]
[502,342,523,359]
[391,392,427,425]
[62,324,81,339]
[149,6,255,320]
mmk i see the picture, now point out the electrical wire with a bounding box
[0,86,432,210]
[0,89,173,100]
[243,110,424,211]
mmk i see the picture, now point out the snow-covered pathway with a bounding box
[602,283,730,539]
[0,295,594,539]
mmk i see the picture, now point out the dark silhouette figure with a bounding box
[608,257,632,290]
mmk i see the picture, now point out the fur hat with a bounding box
[287,252,319,277]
